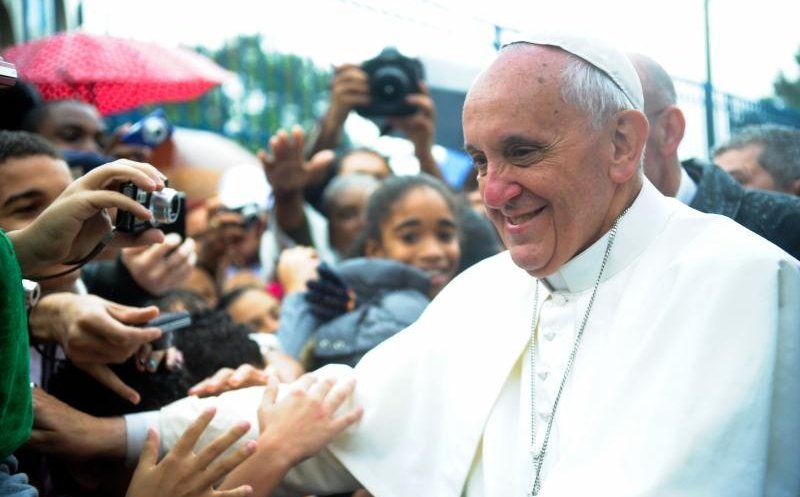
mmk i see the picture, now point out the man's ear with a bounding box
[609,109,649,184]
[658,105,685,157]
[364,239,384,258]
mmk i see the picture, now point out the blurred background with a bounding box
[3,0,800,167]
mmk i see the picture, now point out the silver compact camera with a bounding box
[115,180,184,234]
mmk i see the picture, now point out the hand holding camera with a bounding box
[10,159,167,277]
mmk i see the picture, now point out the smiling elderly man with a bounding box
[37,34,799,497]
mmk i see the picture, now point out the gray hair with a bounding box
[560,55,635,129]
[714,124,800,190]
[501,42,634,129]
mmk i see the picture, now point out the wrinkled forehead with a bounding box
[467,44,566,98]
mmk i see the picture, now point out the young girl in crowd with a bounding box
[276,174,461,368]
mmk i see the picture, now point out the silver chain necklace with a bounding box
[528,211,626,497]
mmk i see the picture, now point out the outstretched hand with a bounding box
[122,234,197,296]
[29,292,162,404]
[219,374,363,496]
[257,374,363,464]
[126,407,255,497]
[258,127,334,200]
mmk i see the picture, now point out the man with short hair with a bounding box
[713,123,800,196]
[630,53,800,260]
[35,35,800,497]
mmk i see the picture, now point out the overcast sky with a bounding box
[82,0,800,100]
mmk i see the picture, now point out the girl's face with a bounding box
[366,186,460,297]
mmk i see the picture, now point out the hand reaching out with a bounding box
[219,374,363,496]
[257,374,363,464]
[122,233,197,296]
[126,407,255,497]
[258,127,335,200]
[28,292,162,404]
[275,246,320,294]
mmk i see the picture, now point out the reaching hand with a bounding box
[122,233,197,296]
[188,364,270,398]
[28,292,162,404]
[257,374,363,465]
[276,246,320,294]
[218,374,363,496]
[305,262,357,321]
[258,127,335,200]
[126,407,255,497]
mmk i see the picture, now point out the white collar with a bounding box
[674,165,698,205]
[543,179,672,293]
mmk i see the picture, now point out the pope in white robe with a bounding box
[131,34,800,497]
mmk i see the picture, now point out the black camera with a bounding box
[355,47,424,118]
[147,311,191,350]
[116,180,185,234]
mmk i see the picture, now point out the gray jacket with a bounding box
[276,258,431,368]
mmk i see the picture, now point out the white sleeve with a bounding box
[156,366,361,494]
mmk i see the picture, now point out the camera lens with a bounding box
[372,66,411,102]
[149,188,181,225]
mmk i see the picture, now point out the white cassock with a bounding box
[152,180,800,497]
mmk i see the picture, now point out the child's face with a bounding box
[367,186,460,296]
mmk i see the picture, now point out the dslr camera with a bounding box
[120,108,173,148]
[116,180,185,234]
[356,47,424,118]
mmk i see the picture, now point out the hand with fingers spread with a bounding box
[258,127,334,201]
[8,158,167,276]
[28,292,163,404]
[126,407,256,497]
[122,233,197,296]
[188,364,270,398]
[258,127,334,235]
[219,374,363,496]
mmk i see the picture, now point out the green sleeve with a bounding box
[0,230,33,459]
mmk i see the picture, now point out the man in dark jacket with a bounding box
[630,53,800,260]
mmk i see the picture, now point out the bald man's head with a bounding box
[629,53,686,197]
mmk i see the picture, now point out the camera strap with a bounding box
[29,229,116,281]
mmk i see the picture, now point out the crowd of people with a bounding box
[0,31,798,497]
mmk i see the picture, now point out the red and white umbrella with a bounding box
[2,31,234,115]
